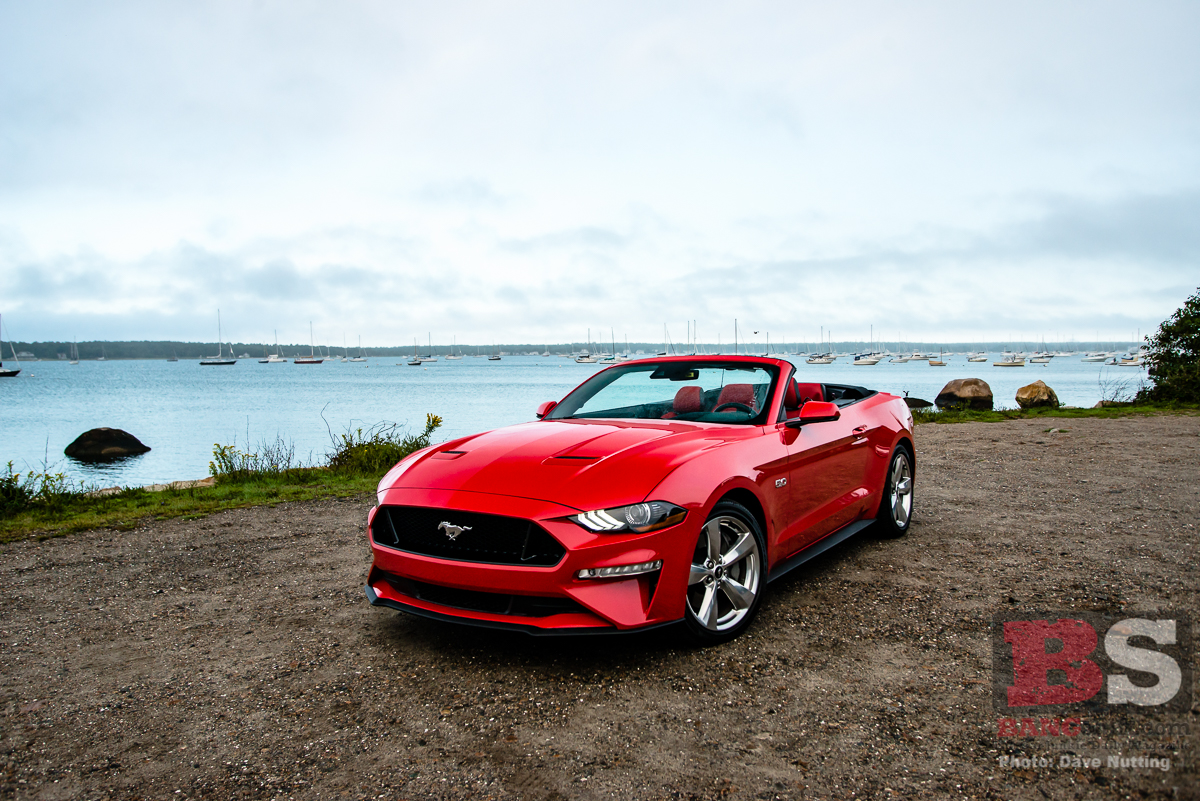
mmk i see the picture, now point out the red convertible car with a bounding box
[365,356,915,643]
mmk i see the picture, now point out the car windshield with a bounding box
[546,361,780,425]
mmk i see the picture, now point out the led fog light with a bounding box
[576,560,663,580]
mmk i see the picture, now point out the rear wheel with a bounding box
[876,445,914,538]
[682,500,765,645]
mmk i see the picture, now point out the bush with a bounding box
[209,414,444,483]
[209,436,309,482]
[1138,287,1200,403]
[1,461,80,516]
[327,414,443,475]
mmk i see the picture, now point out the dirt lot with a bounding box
[2,415,1197,800]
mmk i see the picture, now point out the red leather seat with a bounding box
[795,382,824,403]
[715,383,757,413]
[662,385,704,418]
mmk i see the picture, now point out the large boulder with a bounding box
[64,428,151,461]
[1016,380,1059,409]
[935,378,994,411]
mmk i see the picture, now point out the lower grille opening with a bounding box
[381,572,588,618]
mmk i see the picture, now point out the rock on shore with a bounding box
[935,378,994,410]
[64,428,151,461]
[1016,379,1059,409]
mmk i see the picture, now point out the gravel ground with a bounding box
[2,415,1197,800]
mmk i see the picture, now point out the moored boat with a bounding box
[200,311,237,365]
[0,314,20,377]
[295,322,324,364]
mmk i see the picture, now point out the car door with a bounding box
[779,408,875,556]
[755,420,801,558]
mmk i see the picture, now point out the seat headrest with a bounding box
[794,382,824,403]
[716,383,757,412]
[673,385,704,413]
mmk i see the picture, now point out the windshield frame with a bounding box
[544,357,785,426]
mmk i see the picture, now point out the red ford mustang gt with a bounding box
[365,355,915,644]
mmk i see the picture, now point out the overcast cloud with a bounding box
[1,1,1197,347]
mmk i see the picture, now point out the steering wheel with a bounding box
[712,401,754,414]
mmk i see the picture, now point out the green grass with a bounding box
[911,402,1200,425]
[0,470,378,544]
[0,414,442,544]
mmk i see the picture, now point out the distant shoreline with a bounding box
[4,341,1146,361]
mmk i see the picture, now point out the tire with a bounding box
[681,500,766,645]
[876,445,914,538]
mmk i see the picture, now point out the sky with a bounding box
[1,1,1198,348]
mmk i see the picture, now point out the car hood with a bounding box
[387,419,742,511]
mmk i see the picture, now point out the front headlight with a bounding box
[569,501,687,533]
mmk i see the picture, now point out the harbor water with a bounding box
[1,354,1147,487]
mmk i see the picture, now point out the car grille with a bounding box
[379,572,588,617]
[371,505,566,567]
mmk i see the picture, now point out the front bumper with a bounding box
[365,488,694,633]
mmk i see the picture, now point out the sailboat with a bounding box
[420,333,438,362]
[0,314,21,377]
[69,339,80,365]
[295,323,324,364]
[260,331,287,363]
[408,338,423,366]
[166,348,178,362]
[200,311,237,365]
[349,335,367,362]
[598,329,619,363]
[446,336,463,360]
[488,341,501,361]
[928,348,947,367]
[576,328,597,363]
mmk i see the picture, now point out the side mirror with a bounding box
[785,401,840,428]
[535,400,558,419]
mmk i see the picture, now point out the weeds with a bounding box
[1,462,83,516]
[209,436,310,482]
[326,414,442,475]
[206,414,442,484]
[1097,371,1146,405]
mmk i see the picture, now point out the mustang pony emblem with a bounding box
[438,521,472,541]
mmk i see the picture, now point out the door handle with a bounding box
[852,425,868,435]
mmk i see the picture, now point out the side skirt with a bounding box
[766,519,875,584]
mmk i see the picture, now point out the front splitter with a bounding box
[364,584,680,638]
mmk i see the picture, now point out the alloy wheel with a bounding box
[687,514,762,632]
[890,451,913,528]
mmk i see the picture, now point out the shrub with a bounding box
[1138,287,1200,403]
[209,436,308,482]
[327,414,443,476]
[1,461,81,516]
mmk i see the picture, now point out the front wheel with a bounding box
[876,445,914,538]
[682,500,765,645]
